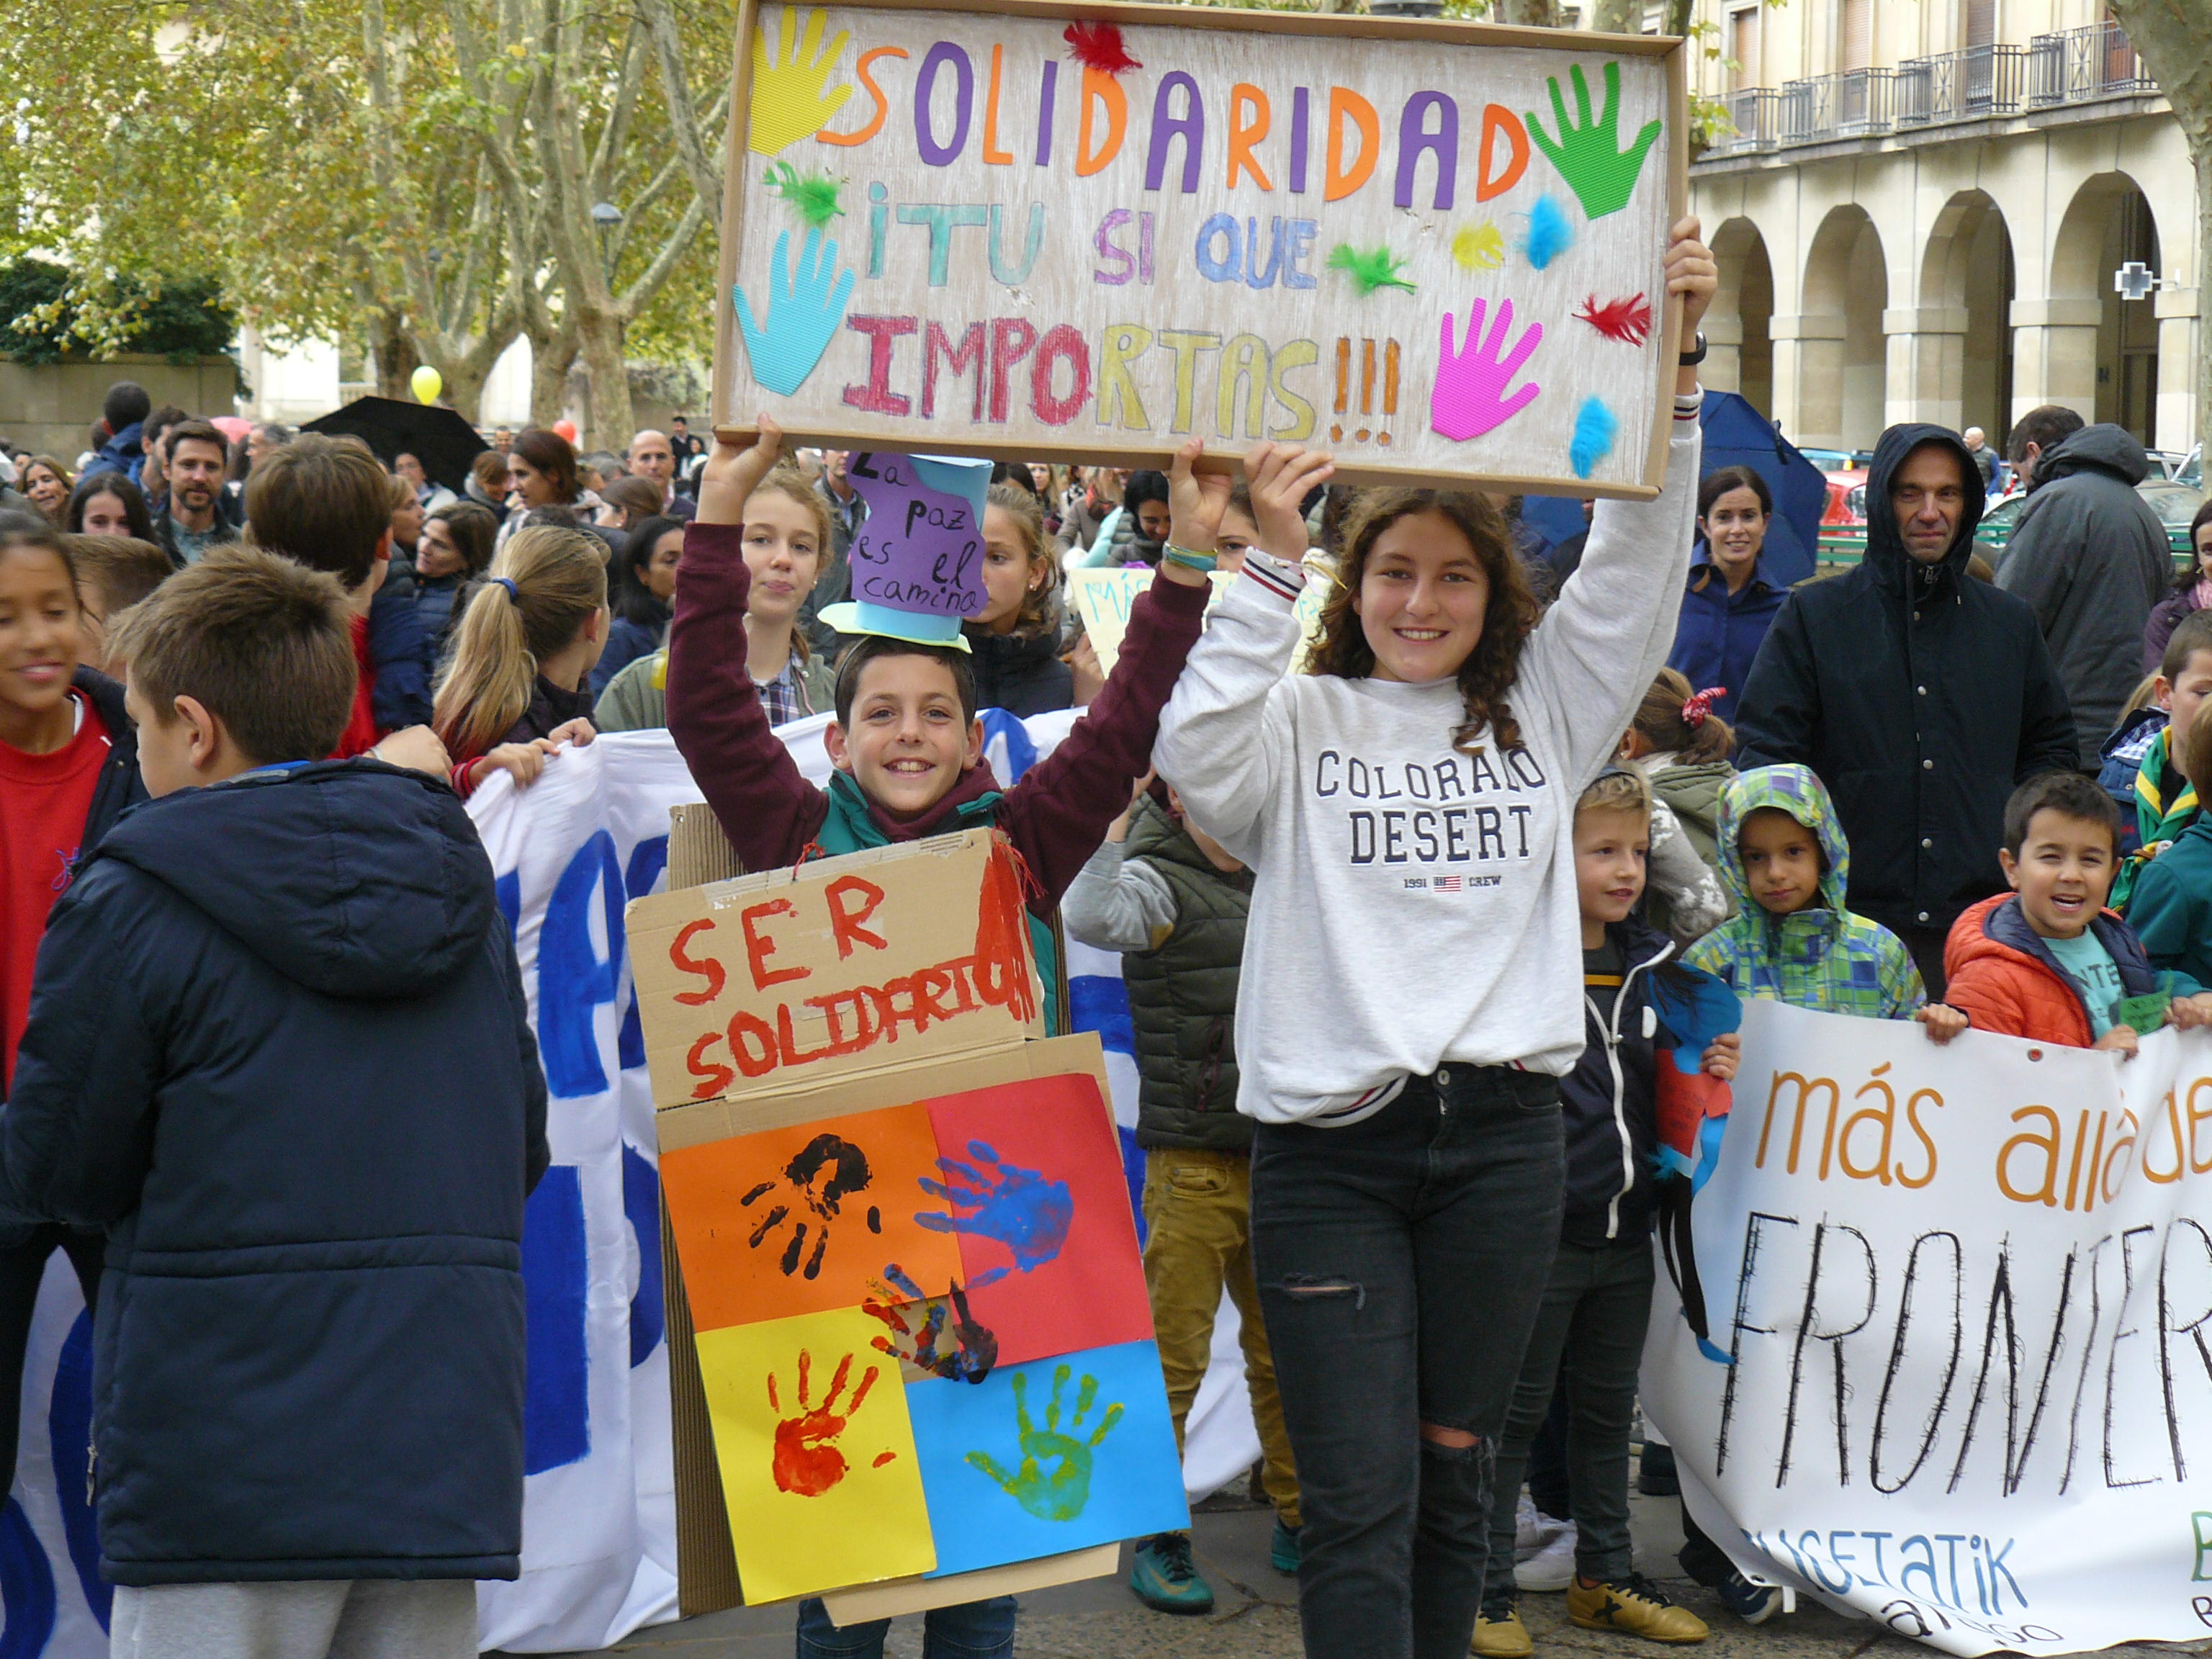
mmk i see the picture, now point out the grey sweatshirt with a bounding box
[1154,399,1703,1125]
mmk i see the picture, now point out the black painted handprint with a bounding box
[742,1133,883,1280]
[864,1264,999,1383]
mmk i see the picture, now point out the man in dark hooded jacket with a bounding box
[1735,425,2078,994]
[1994,423,2172,765]
[1,547,544,1657]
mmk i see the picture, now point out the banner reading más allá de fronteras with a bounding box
[1645,999,2212,1657]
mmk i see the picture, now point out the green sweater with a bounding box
[2124,815,2212,987]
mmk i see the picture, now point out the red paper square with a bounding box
[913,1073,1154,1367]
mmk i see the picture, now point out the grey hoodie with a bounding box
[1995,423,2171,763]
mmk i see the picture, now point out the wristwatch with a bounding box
[1678,331,1709,367]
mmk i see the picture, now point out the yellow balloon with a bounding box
[410,365,444,404]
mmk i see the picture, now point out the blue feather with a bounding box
[1570,397,1618,479]
[1522,194,1573,271]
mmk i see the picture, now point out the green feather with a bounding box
[1326,243,1416,297]
[763,162,845,228]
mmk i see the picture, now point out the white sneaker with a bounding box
[1515,1521,1579,1591]
[1515,1496,1568,1563]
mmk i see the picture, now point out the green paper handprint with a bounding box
[1526,61,1662,221]
[965,1363,1125,1522]
[749,6,852,157]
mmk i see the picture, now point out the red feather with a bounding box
[1063,19,1141,74]
[1575,292,1654,347]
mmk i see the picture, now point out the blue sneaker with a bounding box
[1129,1532,1214,1614]
[1717,1570,1784,1625]
[1270,1516,1302,1575]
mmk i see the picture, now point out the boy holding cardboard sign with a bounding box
[666,418,1215,1655]
[667,420,1215,1033]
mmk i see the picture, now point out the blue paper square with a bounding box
[905,1340,1190,1577]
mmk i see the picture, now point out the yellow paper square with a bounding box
[696,1307,935,1600]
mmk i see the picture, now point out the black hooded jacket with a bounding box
[964,625,1074,716]
[1735,425,2078,939]
[1993,423,2172,765]
[1,760,547,1585]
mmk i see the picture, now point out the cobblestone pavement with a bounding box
[522,1481,2212,1659]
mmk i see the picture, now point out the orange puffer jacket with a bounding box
[1943,891,2160,1047]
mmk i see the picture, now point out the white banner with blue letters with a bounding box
[0,718,1259,1655]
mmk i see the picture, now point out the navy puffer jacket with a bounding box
[1,760,547,1586]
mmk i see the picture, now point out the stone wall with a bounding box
[0,355,240,462]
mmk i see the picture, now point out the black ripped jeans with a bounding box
[1251,1067,1564,1659]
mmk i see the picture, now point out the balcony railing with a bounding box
[2027,20,2154,106]
[1776,68,1893,143]
[1707,19,2156,159]
[1893,44,2023,125]
[1714,88,1779,154]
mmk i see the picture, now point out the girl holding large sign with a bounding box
[1153,219,1715,1659]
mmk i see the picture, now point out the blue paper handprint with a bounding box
[914,1141,1073,1288]
[734,225,855,397]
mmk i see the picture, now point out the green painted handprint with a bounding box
[749,6,852,157]
[1526,61,1662,221]
[964,1363,1124,1522]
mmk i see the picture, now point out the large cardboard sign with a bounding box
[656,1038,1186,1607]
[626,830,1046,1112]
[711,0,1687,494]
[633,827,1188,1617]
[1645,1001,2212,1657]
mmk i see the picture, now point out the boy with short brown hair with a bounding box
[62,533,174,678]
[665,421,1213,1659]
[4,545,545,1659]
[2110,702,2212,997]
[1946,771,2212,1052]
[2112,609,2212,909]
[244,432,432,751]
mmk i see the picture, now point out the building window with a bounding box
[1963,0,1995,49]
[1840,0,1871,71]
[1730,6,1761,89]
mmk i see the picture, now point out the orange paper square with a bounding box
[664,1103,965,1331]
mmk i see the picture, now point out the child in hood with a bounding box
[1685,764,1960,1033]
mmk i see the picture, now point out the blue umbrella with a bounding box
[1518,391,1828,588]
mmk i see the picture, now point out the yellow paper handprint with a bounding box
[750,7,853,157]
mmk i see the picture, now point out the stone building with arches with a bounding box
[1684,0,2195,457]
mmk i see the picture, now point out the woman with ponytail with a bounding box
[433,524,606,796]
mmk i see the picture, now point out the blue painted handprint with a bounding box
[734,226,855,397]
[914,1141,1073,1288]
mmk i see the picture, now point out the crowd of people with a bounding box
[1,213,2210,1659]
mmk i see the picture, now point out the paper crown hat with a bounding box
[817,451,995,652]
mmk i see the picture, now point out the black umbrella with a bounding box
[300,396,490,494]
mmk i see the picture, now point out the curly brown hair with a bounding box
[1307,488,1539,753]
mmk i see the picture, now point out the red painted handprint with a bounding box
[767,1349,889,1496]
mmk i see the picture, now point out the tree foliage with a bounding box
[0,0,734,439]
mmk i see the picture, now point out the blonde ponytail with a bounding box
[433,525,607,759]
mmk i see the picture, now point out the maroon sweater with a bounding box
[665,521,1209,909]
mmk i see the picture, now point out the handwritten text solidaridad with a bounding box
[727,3,1677,488]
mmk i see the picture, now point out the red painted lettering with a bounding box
[740,899,811,990]
[825,876,889,960]
[670,917,726,1006]
[729,1010,779,1077]
[686,1031,736,1099]
[841,315,917,415]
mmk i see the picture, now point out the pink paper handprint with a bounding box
[1429,299,1544,444]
